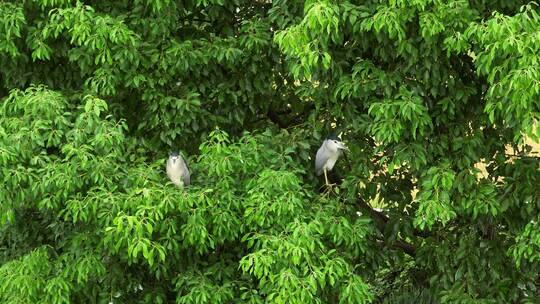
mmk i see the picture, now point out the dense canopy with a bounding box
[1,0,540,303]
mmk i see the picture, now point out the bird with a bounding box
[315,134,348,186]
[166,152,190,187]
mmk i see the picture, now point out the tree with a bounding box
[1,0,539,303]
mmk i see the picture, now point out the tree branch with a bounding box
[356,196,417,257]
[266,109,288,128]
[356,196,388,229]
[392,240,417,257]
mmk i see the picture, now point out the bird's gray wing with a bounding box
[315,144,329,176]
[181,156,190,186]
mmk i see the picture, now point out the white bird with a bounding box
[315,135,348,186]
[166,152,190,187]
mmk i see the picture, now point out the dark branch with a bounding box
[393,240,417,256]
[356,196,417,257]
[267,109,288,129]
[356,196,388,229]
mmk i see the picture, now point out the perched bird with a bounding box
[315,135,348,186]
[166,152,190,187]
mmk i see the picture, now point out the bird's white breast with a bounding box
[324,153,339,171]
[166,161,184,186]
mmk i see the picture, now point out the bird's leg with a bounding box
[323,168,335,187]
[324,168,329,185]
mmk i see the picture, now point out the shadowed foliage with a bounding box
[1,0,540,303]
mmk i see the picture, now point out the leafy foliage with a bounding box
[1,0,540,303]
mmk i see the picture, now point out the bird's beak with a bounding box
[337,142,348,150]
